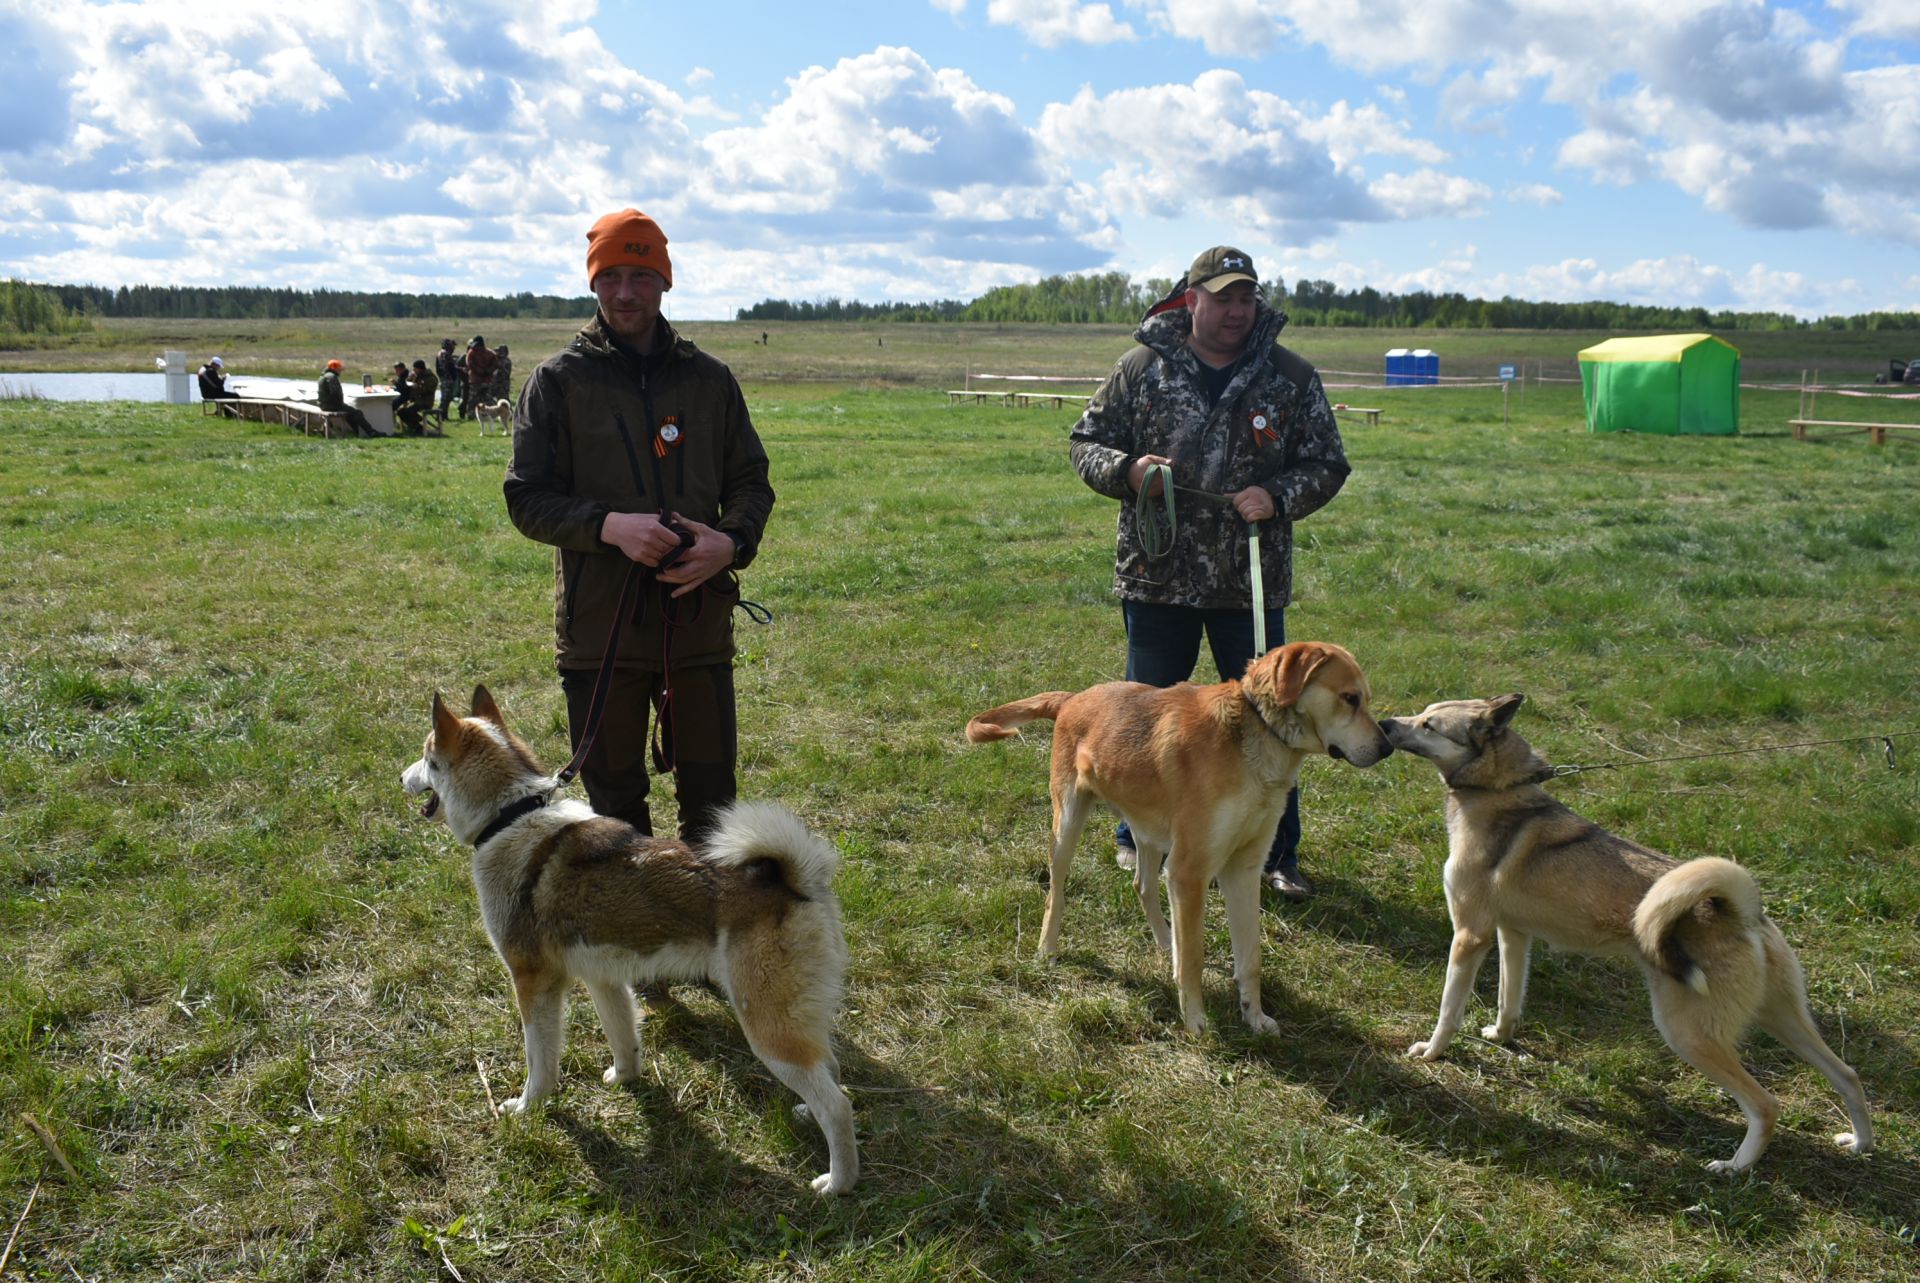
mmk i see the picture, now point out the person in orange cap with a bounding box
[504,208,774,847]
[316,358,381,438]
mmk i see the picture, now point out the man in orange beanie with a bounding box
[316,358,382,438]
[504,208,774,846]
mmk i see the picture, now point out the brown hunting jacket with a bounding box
[503,313,775,670]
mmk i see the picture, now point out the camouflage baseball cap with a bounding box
[1189,246,1258,292]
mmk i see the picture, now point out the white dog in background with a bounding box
[475,400,513,435]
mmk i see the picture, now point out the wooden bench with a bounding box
[1791,418,1919,446]
[1333,405,1381,428]
[1012,392,1092,409]
[206,396,351,437]
[945,389,1003,405]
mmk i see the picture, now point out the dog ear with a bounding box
[1487,693,1525,730]
[1267,642,1335,707]
[432,692,463,746]
[470,684,504,724]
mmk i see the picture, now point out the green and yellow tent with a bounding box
[1577,333,1741,435]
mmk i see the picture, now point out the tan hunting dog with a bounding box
[401,687,858,1194]
[966,642,1393,1035]
[1382,693,1872,1172]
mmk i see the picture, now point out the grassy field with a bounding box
[1,335,1917,1281]
[6,314,1920,388]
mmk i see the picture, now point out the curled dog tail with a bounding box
[965,692,1074,743]
[704,800,840,901]
[1632,857,1764,996]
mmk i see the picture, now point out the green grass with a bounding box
[7,315,1919,387]
[1,352,1916,1281]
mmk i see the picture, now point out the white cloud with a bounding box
[1504,182,1563,205]
[1037,70,1413,240]
[984,0,1136,46]
[1142,0,1288,57]
[1826,0,1920,43]
[1369,169,1493,218]
[1112,2,1916,244]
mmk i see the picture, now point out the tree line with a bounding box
[3,281,597,333]
[5,275,1916,339]
[743,272,1918,333]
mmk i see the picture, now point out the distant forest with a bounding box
[4,275,1916,338]
[29,282,596,323]
[737,270,1920,333]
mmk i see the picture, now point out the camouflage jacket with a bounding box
[1069,300,1348,609]
[503,313,774,670]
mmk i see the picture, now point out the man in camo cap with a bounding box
[1069,245,1349,901]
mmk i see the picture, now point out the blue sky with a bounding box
[2,0,1917,319]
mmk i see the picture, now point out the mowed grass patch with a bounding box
[0,382,1916,1282]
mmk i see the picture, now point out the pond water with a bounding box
[0,372,185,402]
[0,373,362,404]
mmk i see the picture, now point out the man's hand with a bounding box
[601,511,691,567]
[1127,454,1174,497]
[1230,485,1277,523]
[656,517,736,597]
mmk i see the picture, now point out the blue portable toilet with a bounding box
[1385,348,1412,386]
[1412,349,1439,385]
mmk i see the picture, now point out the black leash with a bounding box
[554,558,648,789]
[1550,729,1917,778]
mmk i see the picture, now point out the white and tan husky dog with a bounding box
[1383,693,1872,1173]
[402,686,858,1195]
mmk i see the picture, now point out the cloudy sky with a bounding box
[3,0,1917,319]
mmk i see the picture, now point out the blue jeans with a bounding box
[1115,599,1301,874]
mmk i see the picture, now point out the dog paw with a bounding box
[1834,1131,1869,1154]
[603,1064,640,1086]
[1478,1023,1511,1042]
[1244,1011,1280,1036]
[499,1095,531,1115]
[1407,1041,1442,1061]
[1705,1157,1748,1175]
[811,1171,853,1196]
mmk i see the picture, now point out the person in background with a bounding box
[409,358,441,434]
[316,359,381,438]
[435,338,462,418]
[1068,245,1350,903]
[392,361,425,436]
[460,336,498,419]
[491,343,512,403]
[197,356,237,416]
[503,206,774,845]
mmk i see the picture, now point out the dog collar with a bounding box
[474,794,549,848]
[1243,695,1295,747]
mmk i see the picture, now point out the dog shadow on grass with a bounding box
[543,989,1304,1280]
[1213,928,1917,1247]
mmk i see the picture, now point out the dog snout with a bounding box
[1330,731,1394,767]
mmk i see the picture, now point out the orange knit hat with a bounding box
[325,359,343,371]
[586,208,672,289]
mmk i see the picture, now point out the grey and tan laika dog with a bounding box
[967,642,1393,1036]
[1382,694,1872,1172]
[402,687,858,1195]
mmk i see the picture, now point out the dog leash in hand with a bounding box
[1549,729,1918,778]
[1135,461,1270,652]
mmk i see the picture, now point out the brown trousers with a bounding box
[559,661,738,844]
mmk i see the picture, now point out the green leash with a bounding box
[1135,462,1270,653]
